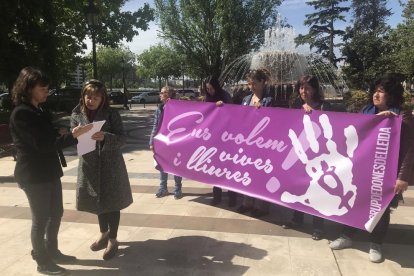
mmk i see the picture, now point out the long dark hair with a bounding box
[12,67,50,105]
[205,75,227,102]
[80,79,109,113]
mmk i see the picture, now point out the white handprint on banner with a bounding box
[281,114,359,216]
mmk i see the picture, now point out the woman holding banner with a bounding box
[282,75,332,240]
[204,75,237,207]
[236,69,274,218]
[329,74,414,263]
[71,79,132,260]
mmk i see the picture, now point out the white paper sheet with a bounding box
[76,120,106,156]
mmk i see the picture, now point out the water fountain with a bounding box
[220,15,347,106]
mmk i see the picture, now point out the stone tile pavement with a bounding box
[0,106,413,275]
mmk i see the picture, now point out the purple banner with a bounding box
[153,100,402,232]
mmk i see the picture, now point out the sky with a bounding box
[102,0,406,55]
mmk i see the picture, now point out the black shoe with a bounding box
[251,208,269,218]
[50,250,77,263]
[236,205,252,214]
[37,261,67,275]
[311,230,323,241]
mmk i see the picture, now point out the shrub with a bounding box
[343,90,369,113]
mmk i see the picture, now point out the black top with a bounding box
[9,103,77,185]
[205,89,232,103]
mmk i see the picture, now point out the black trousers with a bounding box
[21,180,63,264]
[98,211,120,239]
[213,187,237,202]
[292,210,324,231]
[342,206,391,244]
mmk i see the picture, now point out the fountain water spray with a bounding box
[220,14,347,106]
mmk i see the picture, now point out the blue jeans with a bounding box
[159,171,182,192]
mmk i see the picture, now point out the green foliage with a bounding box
[403,90,414,111]
[342,89,369,112]
[387,0,414,79]
[0,0,153,89]
[136,44,183,88]
[94,46,136,90]
[154,0,281,77]
[341,0,392,89]
[295,0,349,66]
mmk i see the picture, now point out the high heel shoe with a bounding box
[103,239,118,260]
[90,232,109,251]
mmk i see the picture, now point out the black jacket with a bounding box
[9,103,77,185]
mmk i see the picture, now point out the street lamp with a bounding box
[84,0,99,79]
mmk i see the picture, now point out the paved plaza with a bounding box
[0,105,413,275]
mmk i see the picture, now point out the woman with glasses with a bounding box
[9,67,92,275]
[204,75,237,207]
[71,79,133,260]
[150,86,184,199]
[236,68,274,218]
[329,75,414,263]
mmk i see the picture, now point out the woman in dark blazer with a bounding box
[237,69,274,218]
[9,67,90,275]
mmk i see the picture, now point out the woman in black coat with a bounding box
[204,75,237,207]
[9,67,91,275]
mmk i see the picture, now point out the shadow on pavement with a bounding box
[68,235,267,275]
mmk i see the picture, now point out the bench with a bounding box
[0,124,16,160]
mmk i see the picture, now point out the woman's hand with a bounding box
[254,102,261,109]
[302,103,313,113]
[72,124,93,138]
[216,101,224,107]
[150,145,154,152]
[376,110,398,117]
[394,179,408,194]
[91,131,105,141]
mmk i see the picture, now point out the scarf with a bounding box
[362,104,400,115]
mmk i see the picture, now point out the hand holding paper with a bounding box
[72,124,93,138]
[76,120,106,156]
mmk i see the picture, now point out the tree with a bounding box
[95,46,135,90]
[0,0,153,90]
[341,0,392,89]
[295,0,349,66]
[154,0,281,78]
[388,0,414,80]
[137,44,183,89]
